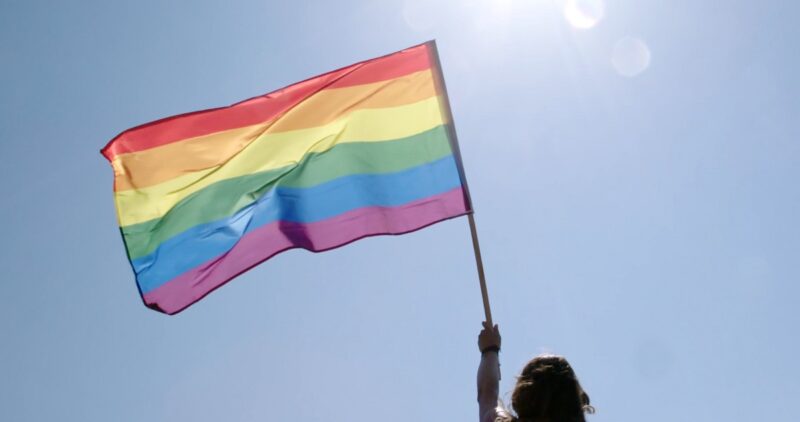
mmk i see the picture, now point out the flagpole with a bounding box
[426,40,494,326]
[468,214,493,326]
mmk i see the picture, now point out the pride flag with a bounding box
[102,42,472,314]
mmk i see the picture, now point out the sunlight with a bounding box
[563,0,605,30]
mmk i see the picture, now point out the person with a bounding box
[477,322,594,422]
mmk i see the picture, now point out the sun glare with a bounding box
[563,0,605,30]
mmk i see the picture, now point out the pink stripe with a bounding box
[142,187,470,314]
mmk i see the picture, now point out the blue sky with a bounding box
[1,0,798,420]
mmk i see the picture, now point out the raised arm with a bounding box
[477,321,501,422]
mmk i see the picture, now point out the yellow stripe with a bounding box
[112,69,437,191]
[115,96,445,227]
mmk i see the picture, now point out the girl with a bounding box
[477,322,594,422]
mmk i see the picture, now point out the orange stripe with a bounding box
[112,69,436,192]
[101,43,433,160]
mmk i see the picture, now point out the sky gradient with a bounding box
[1,1,798,421]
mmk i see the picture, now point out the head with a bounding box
[505,355,594,422]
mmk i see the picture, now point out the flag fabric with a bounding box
[102,41,472,314]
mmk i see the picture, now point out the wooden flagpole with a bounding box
[426,40,494,326]
[468,214,493,326]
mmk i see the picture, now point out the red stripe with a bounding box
[141,186,469,314]
[101,43,433,160]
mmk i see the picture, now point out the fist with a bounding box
[478,321,501,353]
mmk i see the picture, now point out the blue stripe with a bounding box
[133,155,462,293]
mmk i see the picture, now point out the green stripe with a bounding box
[122,125,453,260]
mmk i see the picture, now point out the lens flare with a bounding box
[563,0,605,30]
[611,37,652,77]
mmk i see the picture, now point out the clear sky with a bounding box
[1,0,798,421]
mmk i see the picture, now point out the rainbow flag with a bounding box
[102,42,472,314]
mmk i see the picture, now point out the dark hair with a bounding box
[498,355,594,422]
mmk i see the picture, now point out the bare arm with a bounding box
[477,322,501,422]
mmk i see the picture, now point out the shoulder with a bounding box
[480,406,498,422]
[492,403,514,422]
[482,404,514,422]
